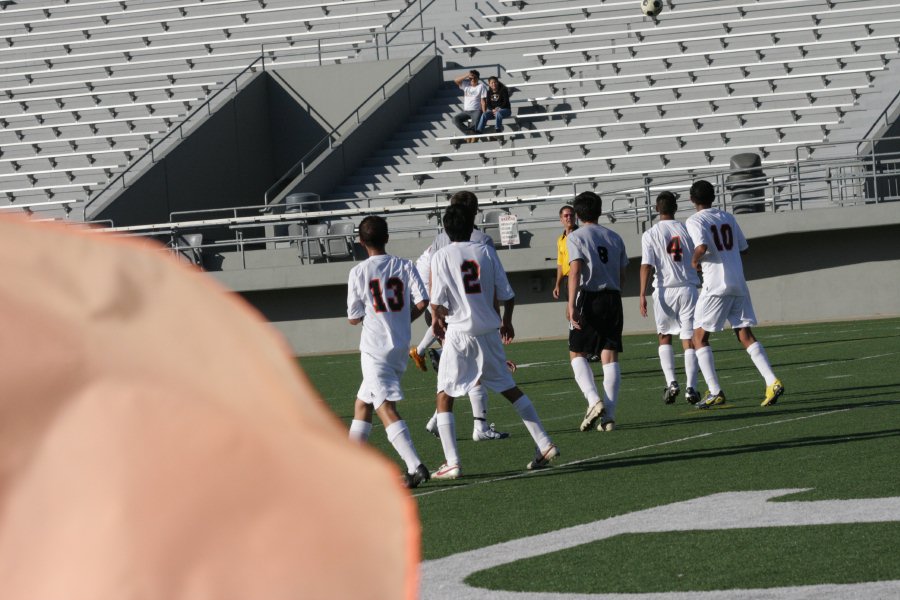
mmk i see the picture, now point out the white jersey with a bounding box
[641,219,700,290]
[566,223,628,292]
[417,228,494,290]
[686,208,749,296]
[430,241,514,336]
[460,79,488,111]
[347,254,427,358]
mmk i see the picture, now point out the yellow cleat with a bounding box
[409,347,427,372]
[762,379,784,406]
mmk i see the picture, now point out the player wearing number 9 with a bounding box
[686,180,785,409]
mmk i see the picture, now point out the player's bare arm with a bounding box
[348,317,362,325]
[410,300,428,322]
[567,259,583,328]
[431,304,448,340]
[500,298,516,344]
[553,264,564,299]
[691,243,708,270]
[639,264,653,318]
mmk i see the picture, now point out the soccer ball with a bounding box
[641,0,663,17]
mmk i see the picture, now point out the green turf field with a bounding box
[300,317,900,596]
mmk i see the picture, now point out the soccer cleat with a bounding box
[409,347,427,372]
[473,423,510,441]
[527,444,560,470]
[403,464,430,489]
[696,390,726,409]
[587,354,601,363]
[579,401,605,432]
[597,420,615,432]
[762,379,785,407]
[428,348,441,371]
[663,381,680,405]
[685,387,701,405]
[431,463,460,480]
[425,413,440,438]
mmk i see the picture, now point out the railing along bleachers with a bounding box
[0,0,414,217]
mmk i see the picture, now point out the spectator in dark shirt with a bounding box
[475,76,512,137]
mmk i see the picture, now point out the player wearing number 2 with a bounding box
[686,180,784,409]
[566,191,629,432]
[428,205,558,479]
[346,215,431,488]
[639,191,702,405]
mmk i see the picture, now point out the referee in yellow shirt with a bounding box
[553,205,577,299]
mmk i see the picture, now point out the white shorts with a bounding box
[693,292,758,332]
[653,286,698,339]
[437,328,516,397]
[356,349,407,408]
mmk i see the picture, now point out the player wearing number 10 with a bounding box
[346,216,432,488]
[686,180,785,409]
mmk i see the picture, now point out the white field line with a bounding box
[411,403,900,499]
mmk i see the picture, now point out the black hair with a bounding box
[449,190,479,224]
[358,215,388,249]
[655,191,677,216]
[558,204,574,216]
[470,69,480,79]
[572,191,602,222]
[689,180,716,207]
[442,204,474,242]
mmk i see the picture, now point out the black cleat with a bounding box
[663,381,680,404]
[404,463,431,489]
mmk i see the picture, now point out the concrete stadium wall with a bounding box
[91,56,441,226]
[211,203,900,356]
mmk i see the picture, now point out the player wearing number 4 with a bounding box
[639,191,702,405]
[566,192,628,432]
[347,216,432,489]
[686,180,785,409]
[428,205,558,479]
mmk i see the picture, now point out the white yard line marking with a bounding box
[825,374,852,379]
[421,489,900,599]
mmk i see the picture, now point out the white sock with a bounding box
[658,344,676,384]
[385,420,421,474]
[571,357,601,406]
[416,329,437,356]
[684,348,699,390]
[349,419,372,443]
[602,362,620,422]
[468,385,488,432]
[696,346,721,394]
[436,412,459,466]
[747,342,777,386]
[512,395,552,452]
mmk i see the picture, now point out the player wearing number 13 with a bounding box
[346,216,431,488]
[686,180,784,409]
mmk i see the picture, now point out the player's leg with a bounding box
[432,391,461,479]
[500,386,560,469]
[375,401,429,487]
[349,398,374,442]
[569,292,605,431]
[654,289,680,404]
[680,287,700,404]
[595,291,624,430]
[729,295,783,405]
[469,382,508,440]
[692,294,727,408]
[410,312,435,372]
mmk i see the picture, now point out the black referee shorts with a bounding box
[568,289,624,354]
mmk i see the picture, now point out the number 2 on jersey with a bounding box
[461,260,482,294]
[369,277,404,312]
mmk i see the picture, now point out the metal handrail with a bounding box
[857,88,900,153]
[262,29,437,206]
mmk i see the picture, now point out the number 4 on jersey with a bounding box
[666,236,683,262]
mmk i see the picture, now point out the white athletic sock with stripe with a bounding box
[684,348,699,390]
[571,357,601,406]
[747,342,777,386]
[696,346,722,394]
[349,419,372,443]
[385,420,421,474]
[436,411,459,466]
[602,362,620,422]
[658,344,676,384]
[512,395,552,452]
[416,329,437,356]
[468,384,488,432]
